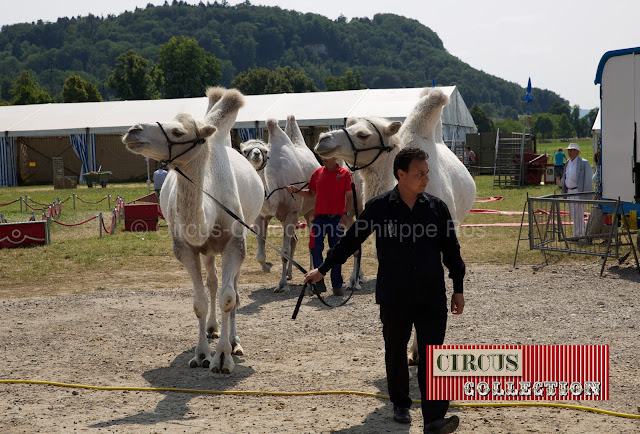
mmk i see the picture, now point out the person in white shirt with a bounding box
[560,143,592,237]
[152,164,168,199]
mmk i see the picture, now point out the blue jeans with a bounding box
[309,215,344,288]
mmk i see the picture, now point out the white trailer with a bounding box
[595,47,640,207]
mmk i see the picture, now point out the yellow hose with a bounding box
[1,379,638,419]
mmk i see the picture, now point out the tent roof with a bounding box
[0,86,476,138]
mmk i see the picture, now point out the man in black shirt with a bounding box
[304,147,465,434]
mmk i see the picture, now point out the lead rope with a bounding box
[170,166,347,318]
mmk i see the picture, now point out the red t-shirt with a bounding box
[308,165,352,216]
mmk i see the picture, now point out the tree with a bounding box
[533,115,554,139]
[273,66,317,93]
[0,76,13,102]
[158,36,221,98]
[63,74,102,102]
[548,102,571,117]
[10,70,53,105]
[232,66,317,95]
[324,69,367,91]
[469,104,494,133]
[106,50,163,100]
[557,114,575,138]
[231,67,272,95]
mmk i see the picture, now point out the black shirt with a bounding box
[318,186,465,311]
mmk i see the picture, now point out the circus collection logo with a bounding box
[426,345,608,401]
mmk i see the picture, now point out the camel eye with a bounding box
[356,132,370,140]
[172,129,185,138]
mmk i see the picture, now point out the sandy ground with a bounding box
[1,262,639,433]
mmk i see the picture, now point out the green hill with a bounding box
[0,1,566,116]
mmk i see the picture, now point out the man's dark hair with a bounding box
[393,147,429,180]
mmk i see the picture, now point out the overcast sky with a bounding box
[3,0,639,110]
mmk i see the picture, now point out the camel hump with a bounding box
[285,114,305,147]
[205,87,226,114]
[219,88,245,112]
[421,87,449,108]
[266,118,279,130]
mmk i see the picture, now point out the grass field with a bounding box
[0,175,593,298]
[536,138,594,164]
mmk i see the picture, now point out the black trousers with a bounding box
[380,303,449,423]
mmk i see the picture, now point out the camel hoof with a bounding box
[260,262,273,273]
[273,284,289,293]
[202,359,210,369]
[232,343,244,356]
[189,359,199,368]
[207,327,220,339]
[221,367,231,375]
[211,365,220,373]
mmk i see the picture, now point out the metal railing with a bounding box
[514,192,640,275]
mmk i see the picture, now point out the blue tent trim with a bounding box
[70,133,97,184]
[595,46,640,84]
[0,135,18,187]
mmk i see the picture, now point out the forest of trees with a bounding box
[469,102,599,139]
[0,0,571,117]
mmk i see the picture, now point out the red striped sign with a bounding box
[426,345,608,401]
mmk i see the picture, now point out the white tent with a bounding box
[0,86,476,185]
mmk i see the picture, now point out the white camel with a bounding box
[122,87,263,374]
[240,115,318,292]
[242,118,365,291]
[314,87,476,363]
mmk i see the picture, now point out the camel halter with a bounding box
[157,121,206,165]
[243,145,269,172]
[341,119,393,172]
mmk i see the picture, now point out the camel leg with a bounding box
[275,214,297,293]
[408,327,419,366]
[255,215,272,272]
[202,254,220,339]
[230,270,243,356]
[173,239,213,369]
[211,236,245,374]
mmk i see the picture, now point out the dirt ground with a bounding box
[1,261,639,433]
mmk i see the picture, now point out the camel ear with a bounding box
[386,121,402,136]
[346,118,357,127]
[239,141,247,151]
[199,125,216,138]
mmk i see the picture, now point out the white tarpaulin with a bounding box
[0,86,476,136]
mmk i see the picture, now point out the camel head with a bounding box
[122,113,216,165]
[315,117,402,169]
[239,139,270,171]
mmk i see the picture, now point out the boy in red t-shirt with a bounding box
[287,157,353,295]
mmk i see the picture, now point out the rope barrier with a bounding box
[24,201,41,211]
[51,215,98,227]
[0,198,20,207]
[1,380,637,419]
[101,213,116,234]
[75,195,108,204]
[59,195,72,204]
[26,197,51,206]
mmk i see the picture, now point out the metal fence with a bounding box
[514,192,639,274]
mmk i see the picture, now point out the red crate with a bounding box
[124,203,158,232]
[0,221,47,248]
